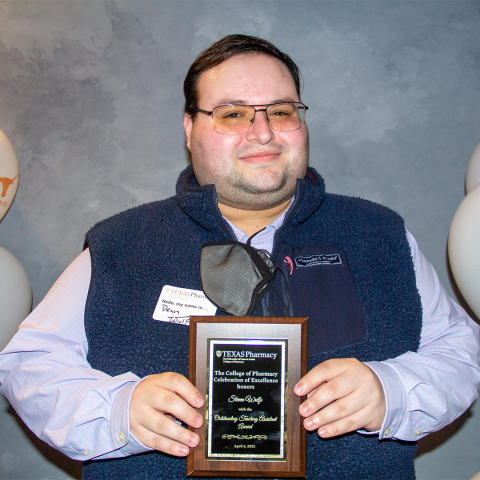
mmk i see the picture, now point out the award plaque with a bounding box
[187,316,308,478]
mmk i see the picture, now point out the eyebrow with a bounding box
[213,96,300,107]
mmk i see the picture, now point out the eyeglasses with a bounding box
[197,102,308,135]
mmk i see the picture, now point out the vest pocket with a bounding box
[278,245,367,357]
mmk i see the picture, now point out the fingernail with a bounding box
[295,384,305,395]
[179,445,189,455]
[197,395,203,405]
[304,419,314,429]
[299,404,310,416]
[318,428,327,437]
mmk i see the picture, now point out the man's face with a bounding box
[184,54,309,211]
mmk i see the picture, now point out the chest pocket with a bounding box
[273,245,366,357]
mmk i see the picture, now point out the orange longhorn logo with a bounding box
[0,174,18,197]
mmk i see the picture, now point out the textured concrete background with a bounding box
[0,1,479,479]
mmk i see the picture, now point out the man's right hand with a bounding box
[129,372,204,457]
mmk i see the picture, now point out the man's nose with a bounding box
[245,110,275,144]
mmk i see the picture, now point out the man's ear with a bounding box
[184,113,193,151]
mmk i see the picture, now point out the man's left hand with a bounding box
[293,358,385,438]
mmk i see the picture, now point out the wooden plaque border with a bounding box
[187,316,308,478]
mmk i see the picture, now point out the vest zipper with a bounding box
[210,189,237,240]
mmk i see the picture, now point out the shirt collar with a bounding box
[224,197,294,254]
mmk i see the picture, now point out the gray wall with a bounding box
[0,1,479,479]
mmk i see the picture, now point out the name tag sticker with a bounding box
[153,285,217,326]
[294,253,343,268]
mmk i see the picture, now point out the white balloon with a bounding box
[466,141,480,193]
[448,183,480,318]
[0,246,32,351]
[0,129,20,223]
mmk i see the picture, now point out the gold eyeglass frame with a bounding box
[197,102,309,134]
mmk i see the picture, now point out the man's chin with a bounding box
[218,184,295,211]
[234,171,289,194]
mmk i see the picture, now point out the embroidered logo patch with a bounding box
[294,253,343,267]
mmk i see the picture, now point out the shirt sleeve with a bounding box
[365,230,480,441]
[0,249,152,460]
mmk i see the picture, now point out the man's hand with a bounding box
[129,373,204,456]
[293,358,385,438]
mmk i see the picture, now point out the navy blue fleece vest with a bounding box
[83,166,422,480]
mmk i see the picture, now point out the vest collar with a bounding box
[175,164,326,232]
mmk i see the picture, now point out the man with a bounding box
[1,35,479,480]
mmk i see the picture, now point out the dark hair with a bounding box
[183,34,302,117]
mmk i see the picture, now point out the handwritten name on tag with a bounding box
[153,285,217,326]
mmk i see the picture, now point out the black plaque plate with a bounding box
[207,339,287,459]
